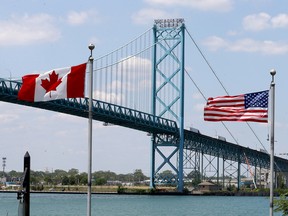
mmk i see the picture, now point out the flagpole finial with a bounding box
[270,69,276,83]
[88,44,95,58]
[88,43,95,51]
[270,69,276,76]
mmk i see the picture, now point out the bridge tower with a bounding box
[150,19,185,192]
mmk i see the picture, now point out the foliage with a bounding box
[226,184,236,192]
[117,186,125,194]
[274,193,288,215]
[3,168,149,187]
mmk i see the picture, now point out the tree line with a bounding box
[0,169,149,186]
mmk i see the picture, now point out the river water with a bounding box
[0,192,282,216]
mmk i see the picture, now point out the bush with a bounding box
[274,193,288,215]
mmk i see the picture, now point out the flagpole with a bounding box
[87,43,95,216]
[269,69,276,216]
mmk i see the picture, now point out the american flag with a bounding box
[204,90,269,123]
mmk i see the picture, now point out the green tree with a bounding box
[274,193,288,215]
[133,169,146,183]
[68,168,79,176]
[187,170,202,187]
[159,170,175,182]
[69,175,76,185]
[62,176,70,185]
[78,172,88,185]
[44,175,53,185]
[95,177,107,185]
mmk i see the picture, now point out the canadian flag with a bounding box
[18,63,87,102]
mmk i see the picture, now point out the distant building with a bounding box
[198,181,219,192]
[5,181,20,187]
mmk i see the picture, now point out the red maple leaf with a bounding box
[41,71,62,97]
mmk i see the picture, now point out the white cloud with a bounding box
[243,13,288,31]
[203,36,288,55]
[66,10,99,25]
[93,90,123,104]
[0,13,61,46]
[144,0,233,12]
[120,56,151,74]
[242,13,271,31]
[271,13,288,28]
[201,36,228,51]
[132,8,174,25]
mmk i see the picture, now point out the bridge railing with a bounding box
[0,79,22,97]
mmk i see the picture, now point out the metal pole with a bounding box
[23,152,30,216]
[150,24,157,190]
[269,69,276,216]
[87,44,95,216]
[178,23,185,192]
[150,134,155,189]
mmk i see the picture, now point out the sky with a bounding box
[1,0,288,175]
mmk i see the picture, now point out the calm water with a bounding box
[0,192,282,216]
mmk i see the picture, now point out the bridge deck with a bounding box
[1,78,288,172]
[0,79,178,135]
[184,130,288,172]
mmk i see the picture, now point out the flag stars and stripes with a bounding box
[244,91,268,109]
[204,90,269,123]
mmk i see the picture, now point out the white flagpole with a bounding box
[87,44,95,216]
[269,69,276,216]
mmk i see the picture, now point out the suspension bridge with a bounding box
[1,19,288,192]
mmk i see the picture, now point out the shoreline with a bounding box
[0,189,274,197]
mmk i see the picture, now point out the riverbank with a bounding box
[0,185,284,196]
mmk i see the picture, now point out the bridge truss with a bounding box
[1,78,288,191]
[1,18,288,192]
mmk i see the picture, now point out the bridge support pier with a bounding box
[150,19,186,192]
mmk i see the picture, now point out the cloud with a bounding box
[132,8,175,25]
[242,13,271,31]
[271,13,288,28]
[0,13,61,46]
[66,10,99,25]
[243,13,288,31]
[203,36,288,55]
[202,36,228,51]
[144,0,233,12]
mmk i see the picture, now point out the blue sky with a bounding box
[1,0,288,175]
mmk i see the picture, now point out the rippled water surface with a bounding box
[0,192,282,216]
